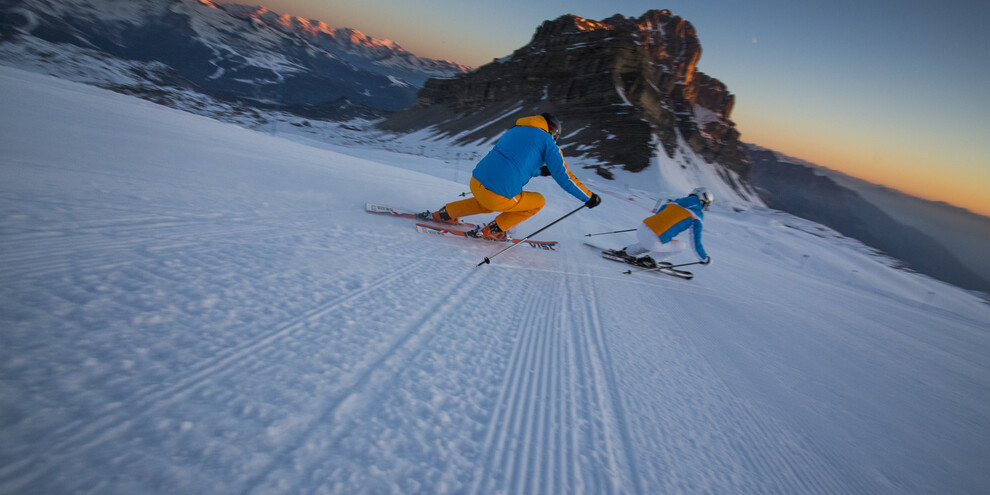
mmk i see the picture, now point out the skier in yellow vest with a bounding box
[605,188,713,268]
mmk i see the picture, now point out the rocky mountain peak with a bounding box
[529,10,702,83]
[379,10,748,184]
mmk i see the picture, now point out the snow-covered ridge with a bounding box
[0,0,469,112]
[218,3,471,75]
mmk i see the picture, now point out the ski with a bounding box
[585,242,693,279]
[643,266,693,279]
[416,223,558,250]
[603,252,694,279]
[365,203,478,229]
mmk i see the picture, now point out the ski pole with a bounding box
[478,204,587,266]
[623,260,705,275]
[584,228,636,237]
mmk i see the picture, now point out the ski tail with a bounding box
[366,203,419,219]
[367,203,478,229]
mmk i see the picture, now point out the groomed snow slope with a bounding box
[1,66,989,494]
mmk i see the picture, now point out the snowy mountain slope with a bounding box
[2,66,989,494]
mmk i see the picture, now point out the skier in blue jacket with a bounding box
[419,113,601,240]
[608,188,713,268]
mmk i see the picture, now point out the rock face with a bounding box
[379,10,748,179]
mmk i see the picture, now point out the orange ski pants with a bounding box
[443,177,545,231]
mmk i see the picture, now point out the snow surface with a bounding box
[2,66,989,494]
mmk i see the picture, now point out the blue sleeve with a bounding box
[691,219,708,260]
[542,137,593,202]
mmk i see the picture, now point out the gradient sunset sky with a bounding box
[216,0,989,216]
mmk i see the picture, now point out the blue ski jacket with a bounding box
[644,195,708,260]
[472,116,593,202]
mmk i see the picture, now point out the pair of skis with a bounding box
[365,203,558,250]
[591,244,695,279]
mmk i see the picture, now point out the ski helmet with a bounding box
[541,112,561,141]
[690,187,714,210]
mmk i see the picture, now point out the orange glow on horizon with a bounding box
[749,134,990,217]
[733,106,990,218]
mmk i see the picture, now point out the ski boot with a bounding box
[635,256,657,268]
[417,206,460,225]
[466,220,508,241]
[635,256,672,269]
[603,248,637,263]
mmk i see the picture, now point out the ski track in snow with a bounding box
[468,270,640,495]
[3,67,990,494]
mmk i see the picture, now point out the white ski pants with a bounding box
[623,221,686,260]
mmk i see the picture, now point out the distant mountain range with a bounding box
[0,0,469,113]
[746,146,990,293]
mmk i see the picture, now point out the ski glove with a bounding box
[700,256,711,265]
[585,193,602,209]
[539,166,552,176]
